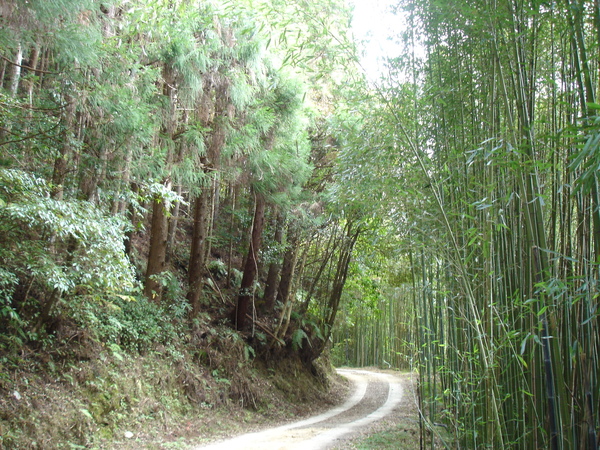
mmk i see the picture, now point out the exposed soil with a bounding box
[1,348,420,450]
[95,355,353,449]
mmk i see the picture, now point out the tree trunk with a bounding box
[0,59,6,89]
[186,187,212,317]
[304,223,360,363]
[276,230,298,309]
[235,194,266,329]
[276,240,308,341]
[124,182,138,258]
[51,94,76,200]
[185,119,224,316]
[144,181,171,301]
[186,77,230,309]
[166,184,183,263]
[112,146,133,215]
[298,226,337,316]
[274,241,300,340]
[262,214,284,312]
[143,63,177,301]
[9,43,22,96]
[226,182,238,288]
[24,45,39,114]
[203,176,219,264]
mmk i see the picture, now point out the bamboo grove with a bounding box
[330,0,600,447]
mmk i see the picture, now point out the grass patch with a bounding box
[355,422,420,449]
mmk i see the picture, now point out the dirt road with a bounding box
[194,369,405,450]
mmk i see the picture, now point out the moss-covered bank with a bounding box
[0,325,346,449]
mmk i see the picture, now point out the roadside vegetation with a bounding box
[0,0,360,446]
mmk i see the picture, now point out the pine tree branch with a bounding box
[0,123,61,147]
[0,54,59,75]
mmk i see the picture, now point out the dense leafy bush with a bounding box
[0,169,135,294]
[0,169,137,341]
[87,296,183,353]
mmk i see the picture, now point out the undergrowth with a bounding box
[0,295,341,449]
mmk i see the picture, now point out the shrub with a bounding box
[0,169,137,339]
[87,295,182,354]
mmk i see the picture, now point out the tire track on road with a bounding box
[195,369,403,450]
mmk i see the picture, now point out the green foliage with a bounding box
[0,0,101,60]
[0,269,27,351]
[207,259,228,279]
[291,328,310,350]
[84,295,182,354]
[0,0,363,438]
[570,115,600,195]
[0,169,135,296]
[244,69,313,205]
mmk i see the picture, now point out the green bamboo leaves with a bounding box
[330,0,600,447]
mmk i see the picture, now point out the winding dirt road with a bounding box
[194,369,405,450]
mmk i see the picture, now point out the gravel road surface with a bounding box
[194,369,405,450]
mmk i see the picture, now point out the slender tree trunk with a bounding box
[565,0,600,264]
[24,45,39,115]
[276,229,298,309]
[51,95,76,200]
[32,288,61,335]
[235,193,266,329]
[304,223,360,363]
[226,182,238,288]
[144,180,172,300]
[187,186,212,317]
[276,241,308,340]
[166,184,183,262]
[186,78,230,309]
[112,146,133,215]
[143,64,177,301]
[80,138,107,203]
[203,176,218,264]
[298,226,337,316]
[9,43,22,96]
[124,182,138,258]
[274,238,300,339]
[0,59,6,89]
[262,213,284,312]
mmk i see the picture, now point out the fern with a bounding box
[291,328,310,350]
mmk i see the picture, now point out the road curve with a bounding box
[194,369,404,450]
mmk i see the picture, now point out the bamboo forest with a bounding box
[1,0,600,448]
